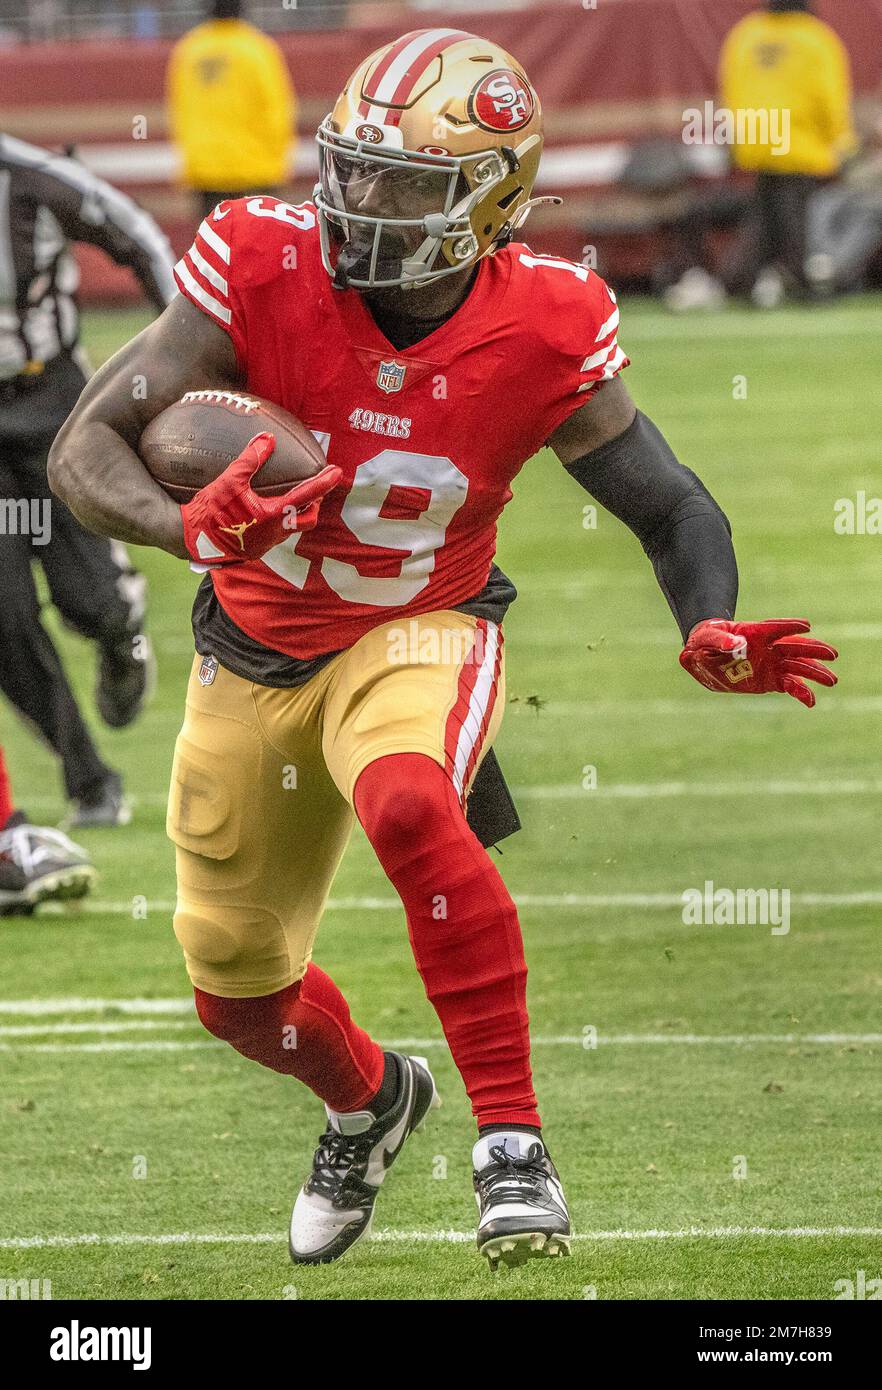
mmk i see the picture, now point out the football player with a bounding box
[49,30,837,1269]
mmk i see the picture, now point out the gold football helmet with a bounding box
[314,28,551,290]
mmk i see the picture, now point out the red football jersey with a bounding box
[173,196,629,658]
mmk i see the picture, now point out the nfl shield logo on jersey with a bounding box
[198,653,219,686]
[377,360,406,394]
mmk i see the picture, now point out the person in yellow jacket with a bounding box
[718,0,857,297]
[167,0,296,220]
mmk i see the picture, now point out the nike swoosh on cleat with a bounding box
[380,1067,423,1169]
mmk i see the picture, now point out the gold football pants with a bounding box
[167,610,505,997]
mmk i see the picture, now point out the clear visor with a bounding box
[322,148,458,224]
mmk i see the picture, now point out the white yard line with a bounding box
[517,779,882,799]
[521,697,882,716]
[1,1225,880,1252]
[15,888,882,918]
[0,998,195,1016]
[21,770,882,816]
[0,1040,219,1053]
[520,623,882,646]
[0,1025,878,1052]
[0,1020,198,1037]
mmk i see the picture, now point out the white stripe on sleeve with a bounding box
[188,241,229,296]
[173,256,232,325]
[197,218,231,266]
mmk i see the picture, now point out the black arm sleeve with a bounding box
[564,410,738,641]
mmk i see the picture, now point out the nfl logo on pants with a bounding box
[377,360,406,394]
[198,654,219,686]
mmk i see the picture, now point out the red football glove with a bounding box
[679,619,838,709]
[180,432,341,567]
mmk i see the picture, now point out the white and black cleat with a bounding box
[473,1131,572,1270]
[0,814,96,912]
[289,1052,440,1265]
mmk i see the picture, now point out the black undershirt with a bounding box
[191,564,517,689]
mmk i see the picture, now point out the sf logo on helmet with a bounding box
[468,69,534,132]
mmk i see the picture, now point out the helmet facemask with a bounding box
[315,119,517,291]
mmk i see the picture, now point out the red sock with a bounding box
[194,963,385,1113]
[355,753,539,1130]
[0,747,14,827]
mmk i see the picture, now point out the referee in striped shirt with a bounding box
[0,134,175,826]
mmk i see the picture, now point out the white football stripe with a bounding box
[0,1020,198,1037]
[1,1225,879,1251]
[516,696,882,715]
[14,775,882,818]
[0,998,196,1016]
[197,217,231,265]
[517,778,882,799]
[580,342,616,373]
[366,28,464,108]
[601,344,628,377]
[1,1017,879,1050]
[2,888,881,920]
[452,623,500,798]
[174,258,231,325]
[187,241,228,295]
[594,304,620,341]
[578,342,627,389]
[0,1041,219,1053]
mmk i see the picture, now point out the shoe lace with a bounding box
[0,823,89,876]
[478,1143,547,1207]
[307,1125,374,1204]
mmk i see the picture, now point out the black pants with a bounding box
[724,172,823,296]
[0,354,143,800]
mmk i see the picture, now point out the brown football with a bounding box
[138,388,327,502]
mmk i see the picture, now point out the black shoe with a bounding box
[68,772,131,828]
[96,633,155,729]
[0,842,30,915]
[473,1132,572,1269]
[0,812,95,912]
[289,1053,440,1264]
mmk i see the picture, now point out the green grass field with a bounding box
[1,300,880,1301]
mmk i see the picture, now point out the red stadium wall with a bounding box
[1,0,880,302]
